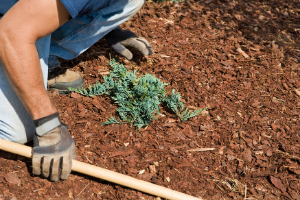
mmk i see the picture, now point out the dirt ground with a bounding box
[1,0,300,199]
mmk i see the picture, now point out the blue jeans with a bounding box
[0,0,144,144]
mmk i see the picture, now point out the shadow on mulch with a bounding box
[0,148,135,191]
[203,0,300,60]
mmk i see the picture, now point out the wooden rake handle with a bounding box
[0,139,201,200]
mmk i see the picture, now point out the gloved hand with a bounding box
[105,26,154,60]
[32,113,76,182]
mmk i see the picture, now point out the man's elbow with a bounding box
[0,25,32,59]
[0,29,9,60]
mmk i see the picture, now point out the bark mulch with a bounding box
[1,0,300,199]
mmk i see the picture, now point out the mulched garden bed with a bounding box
[1,0,300,199]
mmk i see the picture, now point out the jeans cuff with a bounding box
[48,56,61,72]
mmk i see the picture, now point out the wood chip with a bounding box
[251,171,273,178]
[243,148,253,162]
[149,165,157,174]
[270,176,288,196]
[275,149,300,162]
[4,173,19,185]
[294,88,300,97]
[97,69,110,75]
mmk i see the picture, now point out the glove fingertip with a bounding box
[121,49,133,60]
[142,48,154,57]
[50,176,59,182]
[32,155,42,176]
[148,48,154,55]
[42,157,51,178]
[60,171,71,180]
[50,158,60,182]
[60,156,72,180]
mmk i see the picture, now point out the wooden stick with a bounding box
[0,139,201,200]
[187,148,215,152]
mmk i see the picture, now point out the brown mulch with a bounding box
[1,0,300,199]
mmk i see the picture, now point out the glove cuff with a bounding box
[34,113,61,136]
[34,112,60,126]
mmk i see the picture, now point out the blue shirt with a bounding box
[0,0,17,15]
[60,0,108,19]
[0,0,108,19]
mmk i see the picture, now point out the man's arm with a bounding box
[0,0,70,120]
[0,0,75,182]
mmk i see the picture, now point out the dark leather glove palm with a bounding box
[105,26,154,60]
[32,116,75,182]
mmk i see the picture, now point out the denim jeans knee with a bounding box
[49,0,145,63]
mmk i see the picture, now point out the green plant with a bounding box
[69,59,207,129]
[164,89,206,121]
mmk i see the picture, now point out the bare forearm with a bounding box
[0,37,57,119]
[0,0,70,120]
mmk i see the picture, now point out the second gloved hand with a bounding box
[105,26,154,60]
[32,113,76,182]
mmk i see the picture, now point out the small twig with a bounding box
[273,97,285,102]
[236,48,250,59]
[84,155,93,164]
[109,52,112,61]
[209,176,245,195]
[32,188,44,193]
[98,185,109,194]
[125,89,136,102]
[193,141,201,148]
[76,184,89,197]
[187,148,215,152]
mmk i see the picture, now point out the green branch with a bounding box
[69,59,207,129]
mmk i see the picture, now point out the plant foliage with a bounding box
[69,59,208,129]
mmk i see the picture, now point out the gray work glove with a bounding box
[32,113,76,182]
[105,26,154,60]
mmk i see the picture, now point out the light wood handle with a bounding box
[0,139,202,200]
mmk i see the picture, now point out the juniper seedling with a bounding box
[69,59,207,129]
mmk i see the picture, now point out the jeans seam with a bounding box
[53,0,136,44]
[53,10,104,44]
[52,0,140,45]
